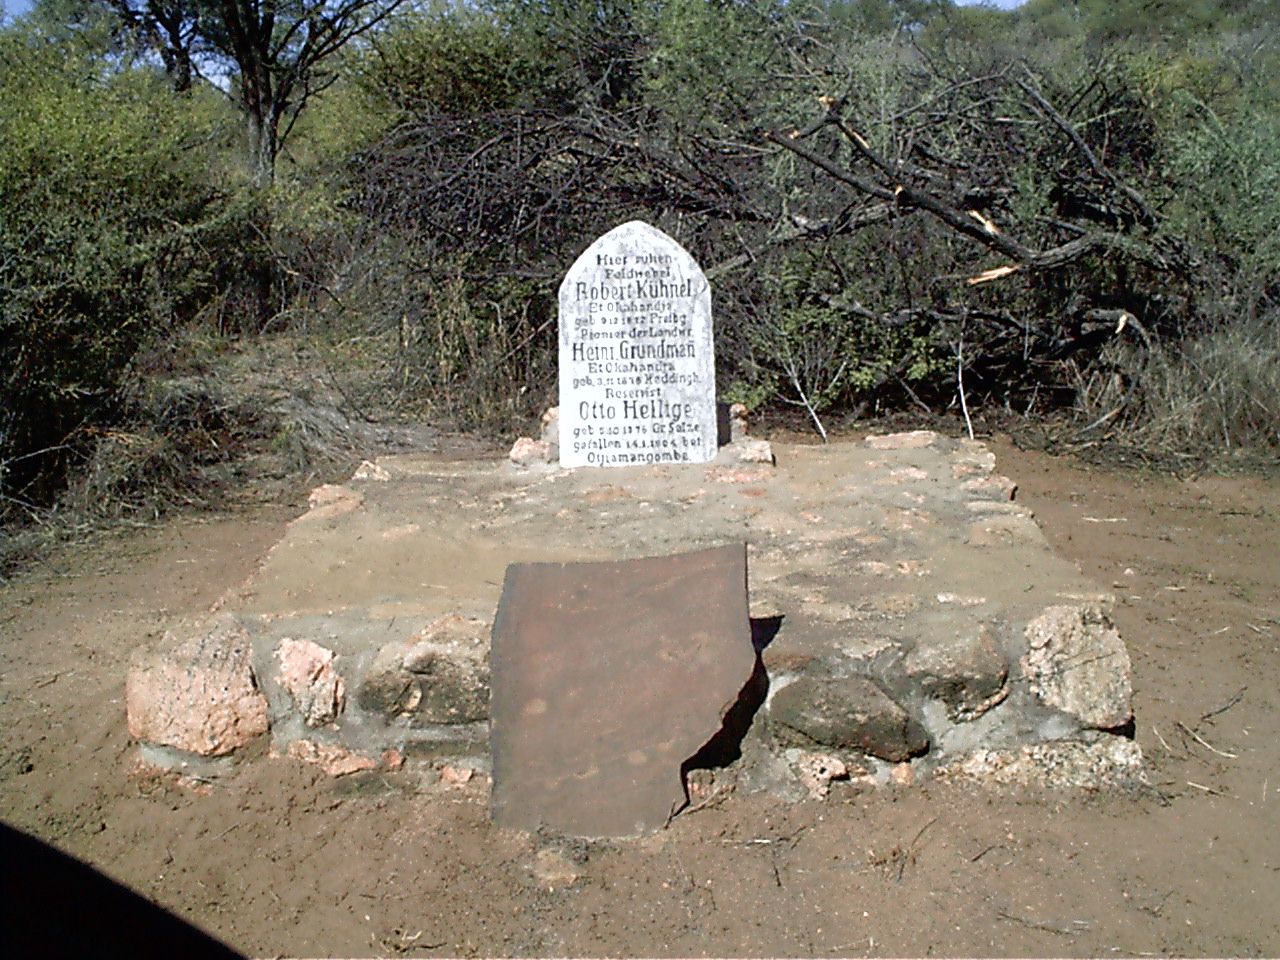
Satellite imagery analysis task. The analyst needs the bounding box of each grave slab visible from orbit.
[489,544,756,837]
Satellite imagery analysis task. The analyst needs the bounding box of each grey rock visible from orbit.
[360,615,490,724]
[940,738,1144,789]
[769,675,929,762]
[1023,604,1133,730]
[903,624,1009,721]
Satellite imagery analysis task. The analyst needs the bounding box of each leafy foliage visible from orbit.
[3,0,1279,531]
[0,23,258,513]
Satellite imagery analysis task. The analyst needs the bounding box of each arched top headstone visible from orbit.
[557,221,716,468]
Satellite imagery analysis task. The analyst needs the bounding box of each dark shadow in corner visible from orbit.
[671,616,783,818]
[1108,717,1137,740]
[750,614,783,654]
[1,821,245,959]
[680,655,770,785]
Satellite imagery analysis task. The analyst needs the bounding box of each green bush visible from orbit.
[0,25,257,514]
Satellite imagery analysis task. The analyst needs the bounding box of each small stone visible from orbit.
[770,675,929,762]
[352,460,390,482]
[903,624,1009,722]
[381,523,421,542]
[795,752,849,800]
[532,848,580,888]
[939,739,1144,789]
[509,437,552,467]
[126,615,269,757]
[934,592,987,606]
[865,430,941,450]
[967,514,1047,547]
[1023,604,1133,730]
[285,740,377,777]
[540,406,560,444]
[275,638,345,727]
[729,403,750,442]
[380,748,405,772]
[440,764,474,787]
[888,762,915,787]
[735,439,775,465]
[961,474,1016,500]
[292,484,363,524]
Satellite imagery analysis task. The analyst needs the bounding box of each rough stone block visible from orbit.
[734,439,775,465]
[1023,604,1133,730]
[291,484,363,525]
[939,738,1144,789]
[728,403,750,442]
[769,675,929,762]
[359,615,490,724]
[509,437,553,468]
[903,624,1009,721]
[126,615,269,757]
[961,474,1017,500]
[865,430,941,450]
[274,638,345,727]
[353,460,390,482]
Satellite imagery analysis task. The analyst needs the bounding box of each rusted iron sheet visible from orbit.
[490,543,754,837]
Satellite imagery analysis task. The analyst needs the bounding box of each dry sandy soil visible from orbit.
[1,432,1277,958]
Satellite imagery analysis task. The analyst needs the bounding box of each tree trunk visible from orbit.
[246,109,278,188]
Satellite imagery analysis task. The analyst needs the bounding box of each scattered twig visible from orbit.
[1176,721,1238,759]
[1152,725,1176,754]
[897,816,939,881]
[682,784,732,816]
[996,909,1082,936]
[1186,780,1229,797]
[1199,687,1246,723]
[969,842,1004,862]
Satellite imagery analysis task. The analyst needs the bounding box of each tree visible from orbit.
[103,0,201,91]
[79,0,404,183]
[204,0,406,185]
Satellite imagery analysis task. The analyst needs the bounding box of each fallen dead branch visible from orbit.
[1175,721,1238,759]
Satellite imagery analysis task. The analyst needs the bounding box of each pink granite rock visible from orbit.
[126,615,269,757]
[509,437,552,467]
[291,484,363,524]
[285,740,377,777]
[275,638,345,727]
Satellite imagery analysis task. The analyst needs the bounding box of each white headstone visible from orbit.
[558,221,716,468]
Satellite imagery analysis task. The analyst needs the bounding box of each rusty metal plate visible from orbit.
[490,543,755,837]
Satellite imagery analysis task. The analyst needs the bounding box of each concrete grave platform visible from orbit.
[127,431,1143,806]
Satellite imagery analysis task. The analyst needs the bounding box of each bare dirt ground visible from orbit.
[1,432,1277,958]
